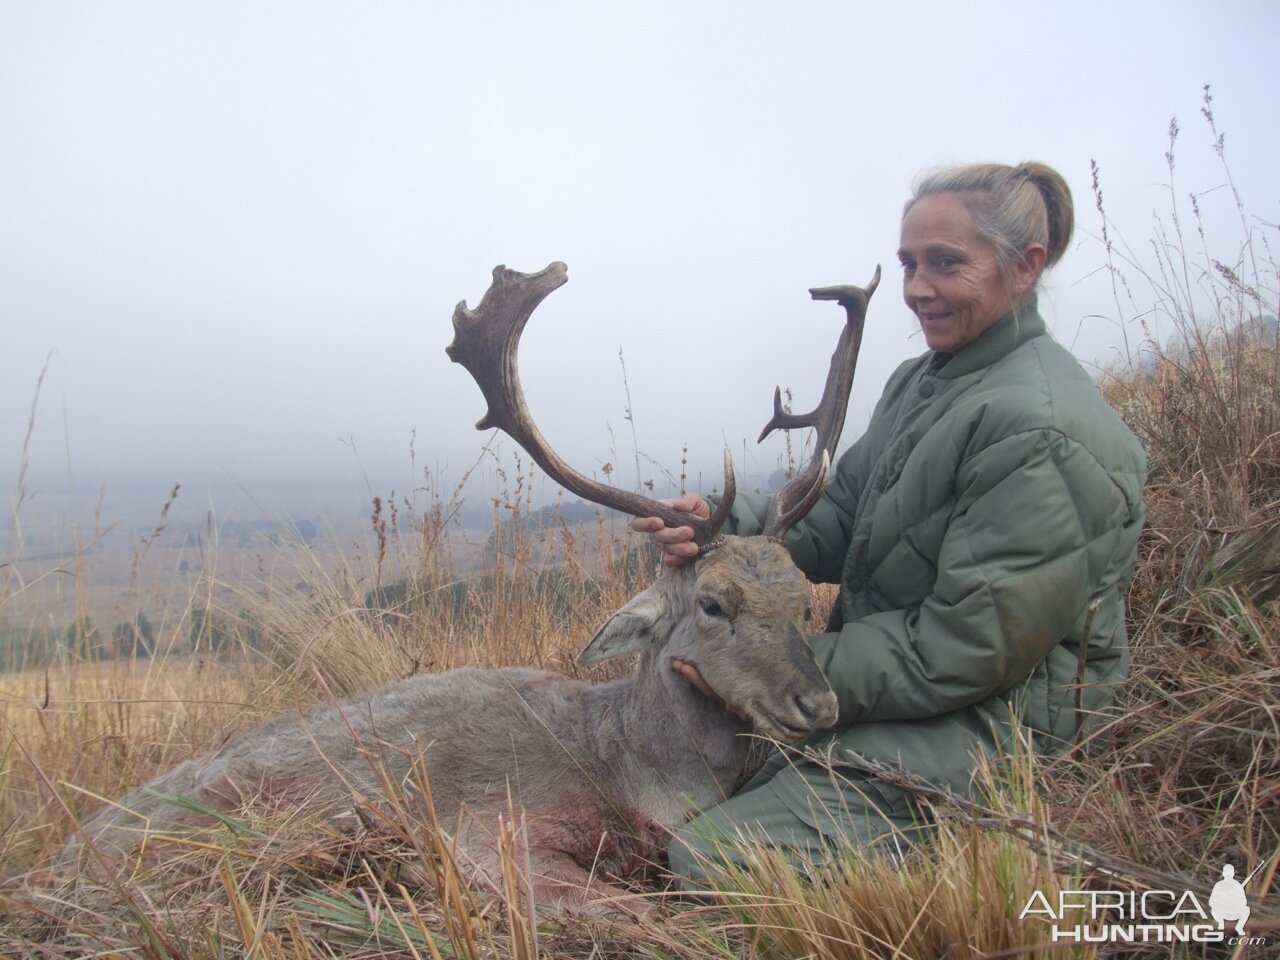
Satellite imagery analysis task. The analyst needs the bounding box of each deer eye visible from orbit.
[803,607,813,623]
[698,597,728,620]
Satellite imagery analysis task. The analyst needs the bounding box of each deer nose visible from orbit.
[793,691,828,726]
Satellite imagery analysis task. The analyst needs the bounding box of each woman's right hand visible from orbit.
[630,493,711,566]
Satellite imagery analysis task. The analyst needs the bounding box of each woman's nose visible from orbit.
[904,269,933,304]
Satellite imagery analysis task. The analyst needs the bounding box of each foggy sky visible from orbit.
[3,1,1278,515]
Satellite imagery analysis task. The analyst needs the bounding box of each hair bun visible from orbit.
[1018,162,1074,266]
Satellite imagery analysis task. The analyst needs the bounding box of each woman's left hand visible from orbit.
[671,657,750,720]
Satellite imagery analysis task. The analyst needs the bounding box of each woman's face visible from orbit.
[897,191,1031,354]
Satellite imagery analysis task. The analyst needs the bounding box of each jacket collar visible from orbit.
[933,295,1047,380]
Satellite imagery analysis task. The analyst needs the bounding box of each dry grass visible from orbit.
[1033,88,1280,954]
[642,733,1091,960]
[3,91,1279,956]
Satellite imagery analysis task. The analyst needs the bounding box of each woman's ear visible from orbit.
[1015,244,1048,298]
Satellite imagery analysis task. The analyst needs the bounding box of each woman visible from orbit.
[633,162,1147,881]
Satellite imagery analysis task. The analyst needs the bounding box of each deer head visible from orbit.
[447,262,879,742]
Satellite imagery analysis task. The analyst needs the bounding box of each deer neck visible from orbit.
[614,569,753,807]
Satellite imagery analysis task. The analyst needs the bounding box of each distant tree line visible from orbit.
[0,606,266,673]
[364,540,659,630]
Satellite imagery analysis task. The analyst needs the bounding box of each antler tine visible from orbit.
[762,266,880,539]
[447,263,736,549]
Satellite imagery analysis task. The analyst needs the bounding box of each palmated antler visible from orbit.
[759,266,881,538]
[447,262,737,549]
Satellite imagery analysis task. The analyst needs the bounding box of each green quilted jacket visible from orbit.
[724,299,1146,767]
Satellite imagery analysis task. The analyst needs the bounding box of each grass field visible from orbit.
[2,98,1277,957]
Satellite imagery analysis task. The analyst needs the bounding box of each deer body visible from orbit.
[63,542,834,913]
[68,669,739,890]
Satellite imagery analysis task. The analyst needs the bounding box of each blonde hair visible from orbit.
[904,161,1074,288]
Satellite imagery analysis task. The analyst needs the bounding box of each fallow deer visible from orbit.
[60,261,879,916]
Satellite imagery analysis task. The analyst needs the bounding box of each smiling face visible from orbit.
[898,191,1039,354]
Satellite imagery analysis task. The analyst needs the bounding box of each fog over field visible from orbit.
[3,1,1279,543]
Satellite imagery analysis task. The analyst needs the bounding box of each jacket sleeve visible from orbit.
[808,426,1134,725]
[784,357,922,582]
[784,441,868,583]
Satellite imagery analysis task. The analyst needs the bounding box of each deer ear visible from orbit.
[578,585,668,664]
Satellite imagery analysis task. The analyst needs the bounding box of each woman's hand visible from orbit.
[630,493,711,566]
[671,658,751,720]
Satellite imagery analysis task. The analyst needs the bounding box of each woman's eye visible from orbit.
[936,256,960,270]
[698,597,727,619]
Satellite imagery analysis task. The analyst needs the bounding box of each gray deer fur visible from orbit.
[60,539,837,914]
